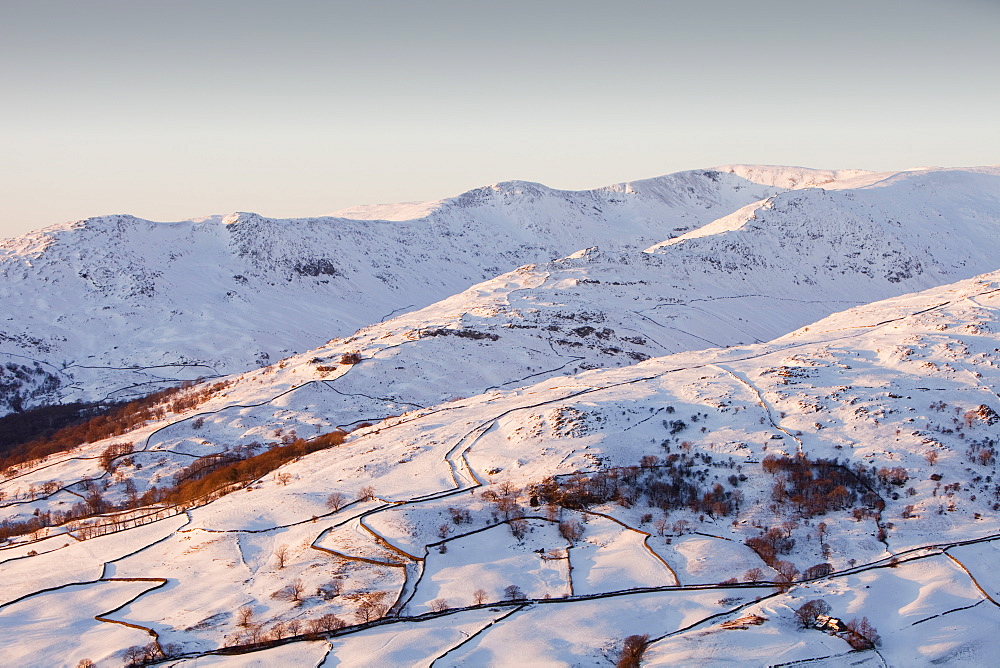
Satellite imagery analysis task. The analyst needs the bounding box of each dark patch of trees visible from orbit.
[745,527,797,568]
[794,598,831,628]
[844,616,881,649]
[1,379,231,474]
[421,328,500,341]
[762,454,879,518]
[150,430,347,507]
[532,452,740,519]
[0,401,107,452]
[0,360,61,413]
[664,419,687,435]
[0,430,347,543]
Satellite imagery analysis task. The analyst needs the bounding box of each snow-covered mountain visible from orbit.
[0,167,808,414]
[10,164,990,416]
[2,163,1000,667]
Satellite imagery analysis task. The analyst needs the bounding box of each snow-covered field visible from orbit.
[2,164,1000,666]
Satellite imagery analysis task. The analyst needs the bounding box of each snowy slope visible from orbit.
[3,263,1000,665]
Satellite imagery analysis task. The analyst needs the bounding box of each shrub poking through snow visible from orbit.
[616,634,650,668]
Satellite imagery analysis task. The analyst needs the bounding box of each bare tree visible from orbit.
[307,613,346,634]
[503,584,525,601]
[559,519,584,545]
[123,642,162,668]
[161,643,182,659]
[269,621,289,640]
[326,492,347,511]
[357,485,377,502]
[246,623,266,644]
[347,591,390,623]
[498,481,518,497]
[448,507,472,524]
[237,605,255,627]
[317,580,342,600]
[744,567,764,583]
[429,598,450,612]
[496,496,521,520]
[272,578,306,603]
[473,588,488,605]
[509,518,529,541]
[274,545,290,569]
[803,562,834,580]
[84,489,106,515]
[123,645,144,667]
[816,521,828,544]
[773,560,799,581]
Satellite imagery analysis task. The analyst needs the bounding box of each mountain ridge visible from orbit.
[0,164,888,414]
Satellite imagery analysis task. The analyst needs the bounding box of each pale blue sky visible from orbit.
[1,0,998,237]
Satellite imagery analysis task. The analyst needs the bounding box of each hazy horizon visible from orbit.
[2,0,998,238]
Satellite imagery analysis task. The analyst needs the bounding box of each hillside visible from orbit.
[2,163,1000,666]
[3,265,1000,665]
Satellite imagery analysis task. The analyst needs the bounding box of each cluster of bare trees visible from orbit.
[843,616,882,649]
[122,641,182,667]
[99,441,134,472]
[345,591,390,622]
[966,436,998,468]
[762,454,876,518]
[4,432,354,544]
[794,598,831,627]
[531,452,743,520]
[743,522,832,588]
[228,605,347,646]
